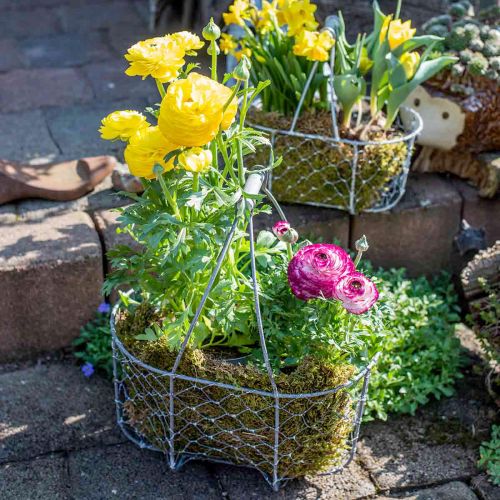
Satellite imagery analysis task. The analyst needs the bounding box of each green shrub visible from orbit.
[478,424,500,485]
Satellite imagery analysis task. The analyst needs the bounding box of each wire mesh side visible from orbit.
[112,331,376,491]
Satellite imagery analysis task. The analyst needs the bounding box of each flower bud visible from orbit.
[202,18,221,41]
[355,235,369,252]
[207,42,220,56]
[233,56,251,81]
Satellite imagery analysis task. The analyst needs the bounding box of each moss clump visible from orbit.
[116,307,357,478]
[249,109,408,213]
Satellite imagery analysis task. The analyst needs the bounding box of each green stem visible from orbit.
[286,243,293,261]
[210,40,217,81]
[156,171,181,219]
[354,251,363,268]
[155,79,166,99]
[192,172,199,193]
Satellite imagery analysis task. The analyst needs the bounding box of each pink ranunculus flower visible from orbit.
[333,272,379,315]
[272,220,298,244]
[287,243,355,300]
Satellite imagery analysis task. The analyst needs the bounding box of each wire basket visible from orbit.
[248,35,423,215]
[111,173,380,491]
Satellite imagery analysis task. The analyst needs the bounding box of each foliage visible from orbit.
[73,307,113,379]
[478,424,500,486]
[360,265,463,421]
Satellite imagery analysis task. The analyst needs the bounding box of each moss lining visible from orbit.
[116,304,357,478]
[249,109,409,212]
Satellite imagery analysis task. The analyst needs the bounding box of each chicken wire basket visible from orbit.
[111,173,380,491]
[248,34,423,215]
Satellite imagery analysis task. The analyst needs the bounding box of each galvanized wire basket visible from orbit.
[249,37,423,215]
[111,173,380,491]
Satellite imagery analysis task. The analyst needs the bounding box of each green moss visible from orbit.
[116,308,357,478]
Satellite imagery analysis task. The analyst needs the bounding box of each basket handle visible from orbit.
[289,25,340,140]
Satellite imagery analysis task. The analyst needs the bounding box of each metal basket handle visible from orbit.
[289,25,340,140]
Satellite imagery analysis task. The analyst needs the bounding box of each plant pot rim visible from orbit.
[249,105,423,147]
[110,298,380,400]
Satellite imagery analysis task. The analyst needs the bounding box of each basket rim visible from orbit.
[111,300,380,400]
[249,105,423,147]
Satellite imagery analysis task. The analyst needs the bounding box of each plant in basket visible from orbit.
[222,0,456,213]
[101,20,386,490]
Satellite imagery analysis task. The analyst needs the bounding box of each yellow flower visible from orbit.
[400,51,420,79]
[124,36,185,83]
[99,110,149,141]
[220,33,238,55]
[280,0,318,36]
[379,16,416,51]
[256,1,278,34]
[178,148,213,173]
[359,46,373,75]
[158,72,238,147]
[223,0,251,27]
[292,30,334,62]
[124,126,177,178]
[234,47,252,61]
[172,31,204,53]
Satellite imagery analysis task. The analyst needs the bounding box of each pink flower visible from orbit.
[272,220,298,243]
[333,272,379,315]
[287,243,355,300]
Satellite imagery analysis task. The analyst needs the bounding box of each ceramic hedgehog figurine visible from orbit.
[401,1,500,197]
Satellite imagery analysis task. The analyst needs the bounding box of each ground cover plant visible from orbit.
[478,424,500,485]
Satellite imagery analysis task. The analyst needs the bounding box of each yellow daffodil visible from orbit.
[220,33,238,55]
[124,36,185,83]
[379,16,416,51]
[99,110,149,141]
[172,31,204,53]
[223,0,251,27]
[124,126,177,179]
[234,47,252,61]
[292,30,334,62]
[359,46,373,75]
[178,148,213,173]
[256,1,278,34]
[400,51,420,79]
[280,0,318,36]
[158,72,238,147]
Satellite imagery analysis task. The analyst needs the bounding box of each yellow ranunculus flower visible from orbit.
[234,47,252,61]
[359,46,373,75]
[125,36,185,83]
[178,148,213,173]
[256,1,278,34]
[158,72,238,147]
[292,30,334,62]
[400,51,420,79]
[379,16,416,51]
[172,31,204,53]
[220,33,238,55]
[99,110,149,141]
[223,0,251,27]
[280,0,318,36]
[124,126,177,178]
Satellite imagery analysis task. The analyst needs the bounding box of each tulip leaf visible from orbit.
[393,35,442,58]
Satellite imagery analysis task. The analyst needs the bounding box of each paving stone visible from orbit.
[44,99,147,158]
[107,23,154,55]
[452,179,500,248]
[0,38,26,72]
[0,68,93,113]
[0,6,62,38]
[0,363,122,462]
[0,109,59,162]
[0,212,103,361]
[379,481,479,499]
[255,203,350,248]
[68,443,220,499]
[471,474,500,500]
[351,174,462,276]
[82,60,156,102]
[93,207,137,256]
[21,32,112,68]
[215,460,376,499]
[58,1,144,33]
[0,455,68,500]
[0,204,18,225]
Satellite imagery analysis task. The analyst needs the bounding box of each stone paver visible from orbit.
[0,363,122,463]
[0,211,103,361]
[215,460,376,499]
[0,455,68,500]
[20,32,112,68]
[379,481,478,499]
[0,7,62,38]
[471,474,500,500]
[351,174,462,276]
[69,443,220,500]
[0,109,59,163]
[0,68,93,113]
[0,38,26,72]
